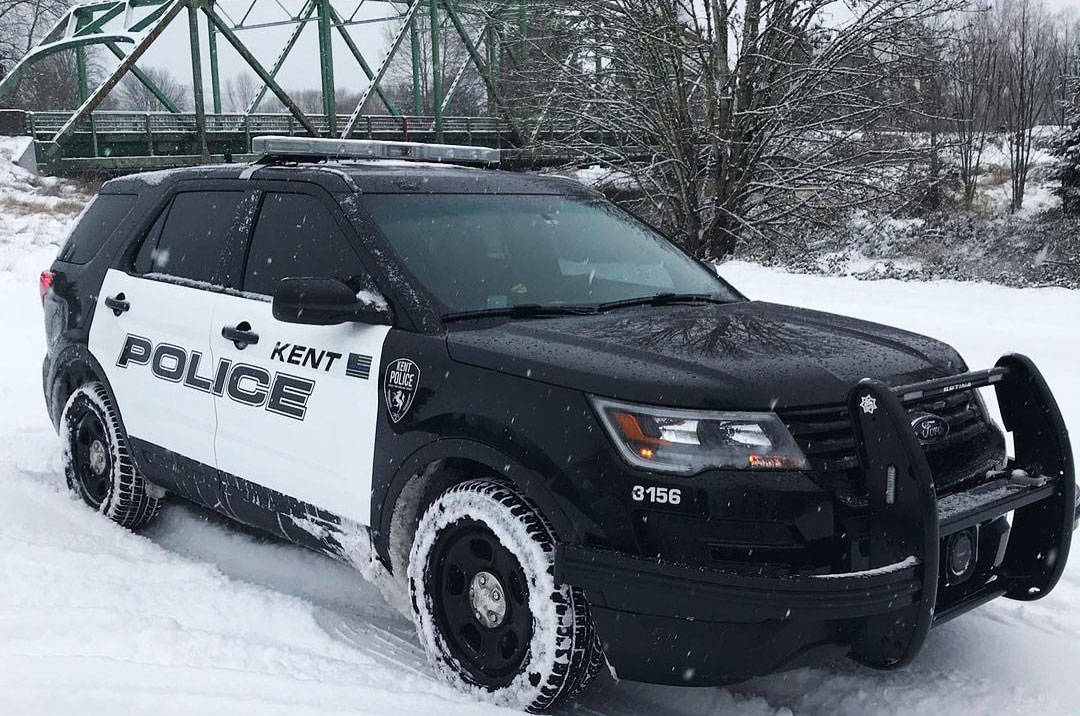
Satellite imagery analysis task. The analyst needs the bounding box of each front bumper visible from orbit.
[557,353,1075,685]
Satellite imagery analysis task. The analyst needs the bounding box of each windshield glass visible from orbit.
[360,194,739,315]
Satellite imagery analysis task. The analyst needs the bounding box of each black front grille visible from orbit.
[781,390,1006,498]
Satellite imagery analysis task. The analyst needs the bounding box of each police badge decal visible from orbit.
[384,358,420,423]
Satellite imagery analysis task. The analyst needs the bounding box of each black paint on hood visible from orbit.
[446,301,966,410]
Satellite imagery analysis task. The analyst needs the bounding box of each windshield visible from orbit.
[360,194,739,316]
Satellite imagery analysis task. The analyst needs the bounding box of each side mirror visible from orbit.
[272,277,392,326]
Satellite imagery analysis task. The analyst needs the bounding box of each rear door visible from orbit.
[211,188,391,525]
[89,187,256,479]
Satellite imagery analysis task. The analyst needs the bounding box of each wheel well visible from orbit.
[49,356,105,429]
[385,457,507,580]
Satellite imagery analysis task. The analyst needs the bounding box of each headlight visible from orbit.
[591,397,809,474]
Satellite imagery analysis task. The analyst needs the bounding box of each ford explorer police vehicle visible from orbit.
[41,136,1077,712]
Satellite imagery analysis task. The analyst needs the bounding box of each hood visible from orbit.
[446,301,966,410]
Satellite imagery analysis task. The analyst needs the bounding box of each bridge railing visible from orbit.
[23,111,510,140]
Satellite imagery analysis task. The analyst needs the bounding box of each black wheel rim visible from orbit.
[430,519,533,686]
[72,409,111,507]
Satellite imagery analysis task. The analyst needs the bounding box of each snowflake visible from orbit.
[859,394,878,415]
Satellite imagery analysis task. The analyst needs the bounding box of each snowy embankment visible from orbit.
[1,152,1079,714]
[0,138,94,272]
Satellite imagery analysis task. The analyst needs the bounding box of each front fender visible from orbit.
[373,437,580,567]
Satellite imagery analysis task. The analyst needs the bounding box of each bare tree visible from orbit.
[224,71,260,113]
[0,0,84,109]
[379,8,491,117]
[4,51,81,110]
[1051,13,1080,128]
[997,0,1056,212]
[114,66,191,111]
[511,0,964,259]
[944,10,1000,206]
[0,0,70,70]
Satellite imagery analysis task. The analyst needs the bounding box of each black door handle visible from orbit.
[104,294,129,316]
[222,322,259,350]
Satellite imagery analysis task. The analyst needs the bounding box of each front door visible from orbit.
[211,190,390,525]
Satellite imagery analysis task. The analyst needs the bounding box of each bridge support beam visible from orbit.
[411,20,423,114]
[486,25,496,118]
[187,1,210,161]
[430,0,443,141]
[518,0,528,61]
[75,45,99,157]
[317,0,336,133]
[207,7,222,115]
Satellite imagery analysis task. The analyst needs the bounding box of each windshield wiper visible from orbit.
[595,293,733,312]
[442,294,732,322]
[442,303,598,323]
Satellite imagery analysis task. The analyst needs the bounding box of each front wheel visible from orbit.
[60,382,163,530]
[408,480,602,712]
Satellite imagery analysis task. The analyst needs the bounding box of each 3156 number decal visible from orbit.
[631,485,682,505]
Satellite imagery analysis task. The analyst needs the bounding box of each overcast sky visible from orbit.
[125,0,1080,113]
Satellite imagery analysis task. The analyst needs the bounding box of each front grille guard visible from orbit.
[847,353,1074,669]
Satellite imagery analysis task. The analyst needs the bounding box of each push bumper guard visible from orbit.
[557,353,1074,682]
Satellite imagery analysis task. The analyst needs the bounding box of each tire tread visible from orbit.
[411,479,602,712]
[62,382,163,530]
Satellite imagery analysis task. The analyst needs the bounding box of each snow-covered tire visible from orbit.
[408,479,602,713]
[60,382,163,530]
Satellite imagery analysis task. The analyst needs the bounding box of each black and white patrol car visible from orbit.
[41,136,1077,712]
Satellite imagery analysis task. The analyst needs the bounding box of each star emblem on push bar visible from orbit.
[859,394,878,415]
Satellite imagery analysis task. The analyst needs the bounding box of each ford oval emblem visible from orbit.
[911,414,950,444]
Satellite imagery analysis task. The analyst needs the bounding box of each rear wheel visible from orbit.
[60,382,163,530]
[408,479,602,712]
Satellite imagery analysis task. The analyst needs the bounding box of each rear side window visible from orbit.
[242,192,371,296]
[133,191,246,284]
[58,194,137,264]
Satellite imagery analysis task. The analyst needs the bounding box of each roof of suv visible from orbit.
[102,161,598,197]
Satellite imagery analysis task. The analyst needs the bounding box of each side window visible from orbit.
[133,191,246,284]
[58,193,137,264]
[243,192,372,296]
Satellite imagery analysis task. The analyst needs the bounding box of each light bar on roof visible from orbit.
[251,136,500,165]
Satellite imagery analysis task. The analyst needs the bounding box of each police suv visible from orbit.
[42,136,1077,712]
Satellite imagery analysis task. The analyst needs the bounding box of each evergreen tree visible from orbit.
[1052,106,1080,214]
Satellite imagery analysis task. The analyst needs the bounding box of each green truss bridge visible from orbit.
[3,109,517,173]
[0,0,596,175]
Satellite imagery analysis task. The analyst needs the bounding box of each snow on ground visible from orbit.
[1,180,1079,715]
[0,137,94,272]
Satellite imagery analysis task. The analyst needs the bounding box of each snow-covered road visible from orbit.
[2,240,1079,714]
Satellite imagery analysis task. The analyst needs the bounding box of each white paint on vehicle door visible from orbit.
[87,269,219,466]
[210,292,389,525]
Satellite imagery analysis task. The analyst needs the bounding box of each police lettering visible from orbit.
[270,341,342,372]
[116,334,314,420]
[388,365,416,389]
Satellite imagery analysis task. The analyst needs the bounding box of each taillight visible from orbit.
[39,270,54,304]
